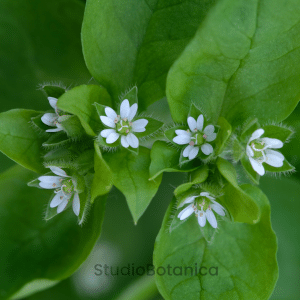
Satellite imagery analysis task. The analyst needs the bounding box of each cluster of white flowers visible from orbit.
[246,128,285,176]
[38,166,80,216]
[100,99,148,149]
[178,192,226,228]
[41,97,65,132]
[173,114,217,160]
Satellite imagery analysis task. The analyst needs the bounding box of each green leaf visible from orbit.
[0,0,90,113]
[262,125,293,142]
[263,159,295,173]
[91,142,113,203]
[59,115,86,138]
[154,189,278,300]
[0,165,106,300]
[0,109,46,173]
[167,0,300,127]
[241,155,260,184]
[174,165,209,197]
[240,118,260,142]
[216,157,260,223]
[149,141,199,180]
[57,85,112,136]
[103,147,162,223]
[82,0,217,109]
[40,85,66,99]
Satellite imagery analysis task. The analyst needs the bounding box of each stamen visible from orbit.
[200,212,203,217]
[52,183,57,187]
[189,141,195,146]
[203,134,207,139]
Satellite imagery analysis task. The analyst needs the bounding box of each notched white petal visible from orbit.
[265,150,284,167]
[106,132,120,144]
[198,211,206,227]
[72,193,80,216]
[100,116,116,128]
[132,119,148,132]
[206,209,217,228]
[41,113,57,126]
[50,191,65,208]
[49,166,68,177]
[183,145,193,157]
[261,137,283,149]
[188,146,199,160]
[201,143,213,155]
[128,103,138,121]
[249,128,264,142]
[57,198,69,214]
[126,133,139,148]
[101,129,116,138]
[178,196,196,208]
[175,129,191,137]
[246,145,254,157]
[206,132,217,142]
[120,99,130,119]
[105,107,117,120]
[48,97,58,110]
[187,117,197,131]
[178,204,194,220]
[196,114,204,131]
[173,135,191,145]
[203,125,215,135]
[249,157,265,176]
[121,135,129,148]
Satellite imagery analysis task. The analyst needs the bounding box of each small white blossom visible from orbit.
[41,97,64,132]
[173,114,216,160]
[178,192,226,228]
[38,166,80,216]
[100,99,148,148]
[246,128,285,176]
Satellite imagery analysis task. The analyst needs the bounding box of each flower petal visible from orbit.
[121,135,129,148]
[173,135,191,145]
[206,132,217,142]
[120,99,130,119]
[106,132,120,144]
[46,127,62,132]
[132,119,148,132]
[101,129,116,138]
[72,193,80,216]
[38,176,62,189]
[249,128,264,142]
[200,192,215,200]
[126,133,139,148]
[249,157,265,176]
[187,117,197,131]
[105,107,117,120]
[196,114,204,131]
[183,145,193,157]
[100,116,116,128]
[265,149,284,167]
[261,137,283,149]
[178,196,196,208]
[211,203,225,217]
[49,166,68,177]
[57,198,69,214]
[178,204,194,220]
[197,210,206,227]
[201,143,213,155]
[41,113,57,126]
[246,145,254,157]
[50,191,65,208]
[128,103,138,121]
[175,129,191,137]
[189,146,199,160]
[206,209,217,228]
[203,125,215,136]
[48,97,58,110]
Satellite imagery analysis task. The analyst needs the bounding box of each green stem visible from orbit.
[114,275,159,300]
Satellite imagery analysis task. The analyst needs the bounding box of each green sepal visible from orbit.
[174,165,209,197]
[232,136,245,162]
[240,118,260,142]
[216,157,261,224]
[241,156,260,184]
[262,124,294,142]
[91,142,113,203]
[188,103,204,120]
[43,147,77,164]
[214,116,232,156]
[134,117,164,139]
[149,141,199,180]
[42,131,72,149]
[59,115,86,138]
[40,85,66,98]
[72,149,95,175]
[121,86,138,106]
[31,114,51,134]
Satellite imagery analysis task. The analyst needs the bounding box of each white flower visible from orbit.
[246,128,285,176]
[38,166,80,216]
[173,114,216,160]
[41,97,64,132]
[177,192,226,228]
[100,99,148,148]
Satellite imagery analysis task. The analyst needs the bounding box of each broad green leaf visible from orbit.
[0,165,106,300]
[216,157,260,223]
[91,142,113,203]
[262,125,293,143]
[0,0,90,113]
[57,85,112,136]
[103,147,162,223]
[214,117,232,156]
[82,0,217,109]
[241,156,260,184]
[167,0,300,127]
[149,141,199,180]
[41,85,66,99]
[174,165,209,196]
[154,188,278,300]
[0,109,46,173]
[59,115,86,138]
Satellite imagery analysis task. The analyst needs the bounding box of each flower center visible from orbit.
[61,179,74,195]
[250,141,265,161]
[116,118,132,135]
[191,131,207,146]
[194,196,211,211]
